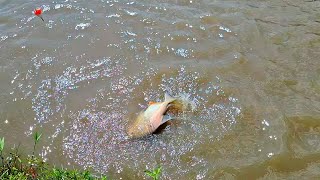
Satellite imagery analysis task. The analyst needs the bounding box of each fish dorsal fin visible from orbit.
[161,114,174,125]
[164,92,176,103]
[148,101,156,106]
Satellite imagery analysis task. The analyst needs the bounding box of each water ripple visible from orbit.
[62,66,241,178]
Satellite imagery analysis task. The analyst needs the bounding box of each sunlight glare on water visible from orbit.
[63,66,241,178]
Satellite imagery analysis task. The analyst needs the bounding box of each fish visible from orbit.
[127,93,184,138]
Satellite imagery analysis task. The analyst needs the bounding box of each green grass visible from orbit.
[144,166,162,180]
[0,132,108,180]
[0,132,163,179]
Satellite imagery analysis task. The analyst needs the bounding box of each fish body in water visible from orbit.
[127,93,188,138]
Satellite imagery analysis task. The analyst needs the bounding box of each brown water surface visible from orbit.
[0,0,320,179]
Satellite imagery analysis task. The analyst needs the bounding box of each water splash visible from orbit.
[63,66,241,178]
[75,23,91,30]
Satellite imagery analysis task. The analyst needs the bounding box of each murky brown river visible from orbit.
[1,0,320,179]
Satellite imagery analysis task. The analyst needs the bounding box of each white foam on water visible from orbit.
[75,23,91,30]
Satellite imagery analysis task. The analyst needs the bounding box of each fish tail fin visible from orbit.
[166,93,196,112]
[164,92,176,103]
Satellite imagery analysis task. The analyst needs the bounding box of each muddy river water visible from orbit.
[1,0,320,179]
